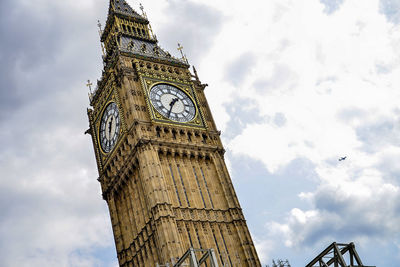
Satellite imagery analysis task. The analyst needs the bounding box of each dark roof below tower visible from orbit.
[120,36,188,66]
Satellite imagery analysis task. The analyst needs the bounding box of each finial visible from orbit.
[177,43,184,56]
[86,80,93,94]
[139,3,147,18]
[177,43,189,64]
[97,20,106,57]
[87,80,94,102]
[97,20,103,36]
[193,66,199,81]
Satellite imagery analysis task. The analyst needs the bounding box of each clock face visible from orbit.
[99,102,120,153]
[149,84,196,123]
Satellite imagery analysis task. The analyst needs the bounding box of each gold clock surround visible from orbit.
[142,79,204,128]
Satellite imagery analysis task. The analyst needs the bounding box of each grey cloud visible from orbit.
[273,112,287,127]
[316,76,338,86]
[222,97,287,141]
[0,0,116,265]
[228,155,318,235]
[319,0,345,15]
[380,0,400,24]
[225,52,257,86]
[336,107,367,124]
[223,96,266,139]
[0,157,115,266]
[0,0,104,124]
[378,153,400,186]
[375,62,393,74]
[356,116,400,153]
[156,0,223,66]
[276,180,400,248]
[253,63,297,95]
[269,108,400,251]
[313,184,400,237]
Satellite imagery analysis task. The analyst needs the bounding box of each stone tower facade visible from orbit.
[87,1,261,266]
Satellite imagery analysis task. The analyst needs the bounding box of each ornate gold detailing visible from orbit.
[89,2,261,266]
[141,77,206,128]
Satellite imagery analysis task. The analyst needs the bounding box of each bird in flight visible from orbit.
[339,156,347,161]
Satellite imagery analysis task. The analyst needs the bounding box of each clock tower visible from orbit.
[87,1,261,266]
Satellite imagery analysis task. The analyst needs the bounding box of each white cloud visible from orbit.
[2,0,400,266]
[191,0,400,262]
[269,175,400,248]
[253,236,275,263]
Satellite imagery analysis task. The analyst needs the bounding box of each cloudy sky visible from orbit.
[1,0,399,266]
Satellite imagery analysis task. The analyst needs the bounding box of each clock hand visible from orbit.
[108,117,113,139]
[167,98,179,118]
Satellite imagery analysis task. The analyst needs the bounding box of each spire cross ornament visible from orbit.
[177,43,188,63]
[177,43,184,58]
[86,80,93,94]
[97,20,103,36]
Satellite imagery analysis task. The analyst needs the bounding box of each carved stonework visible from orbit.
[87,1,261,266]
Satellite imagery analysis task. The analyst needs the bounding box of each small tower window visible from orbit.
[202,134,208,144]
[122,24,127,31]
[141,29,146,36]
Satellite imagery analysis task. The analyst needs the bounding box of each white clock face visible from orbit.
[99,102,120,153]
[149,84,196,123]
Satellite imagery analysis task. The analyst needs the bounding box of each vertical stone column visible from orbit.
[212,152,241,207]
[137,143,184,264]
[107,194,127,265]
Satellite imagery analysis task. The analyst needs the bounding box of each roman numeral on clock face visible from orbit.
[149,84,196,123]
[99,102,121,153]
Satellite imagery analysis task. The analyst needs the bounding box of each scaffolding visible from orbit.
[266,259,291,267]
[305,242,376,267]
[157,248,219,267]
